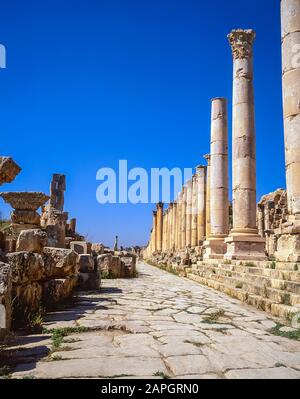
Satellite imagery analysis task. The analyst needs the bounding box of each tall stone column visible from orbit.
[169,204,174,251]
[162,211,166,252]
[172,202,177,251]
[225,29,266,260]
[176,194,182,250]
[204,98,229,259]
[204,155,211,239]
[181,187,187,248]
[191,174,198,247]
[276,0,300,262]
[165,209,169,251]
[196,165,206,245]
[156,202,164,252]
[152,210,157,254]
[185,180,193,247]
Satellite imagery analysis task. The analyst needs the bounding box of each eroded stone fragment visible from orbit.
[43,247,78,278]
[16,229,48,253]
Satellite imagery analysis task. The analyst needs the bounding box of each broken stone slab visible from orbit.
[16,229,47,253]
[43,247,78,278]
[78,254,95,273]
[42,276,77,306]
[0,156,21,186]
[0,262,12,340]
[6,252,45,284]
[11,210,41,225]
[13,281,43,311]
[91,243,104,255]
[96,253,112,274]
[70,241,92,255]
[77,272,101,291]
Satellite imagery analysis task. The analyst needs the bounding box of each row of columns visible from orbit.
[146,0,300,262]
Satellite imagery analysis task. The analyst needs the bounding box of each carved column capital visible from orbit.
[228,29,256,60]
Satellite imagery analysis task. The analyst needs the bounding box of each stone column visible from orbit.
[204,98,229,259]
[162,211,166,252]
[185,180,193,247]
[181,187,187,248]
[156,203,164,252]
[152,211,157,253]
[191,175,198,247]
[176,194,182,250]
[275,0,300,262]
[172,202,177,251]
[225,29,266,260]
[169,202,174,251]
[196,166,206,245]
[204,154,211,238]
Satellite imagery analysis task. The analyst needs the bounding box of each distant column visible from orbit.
[191,174,198,247]
[152,211,157,253]
[156,202,164,252]
[196,165,206,245]
[172,202,177,251]
[185,180,193,247]
[204,154,211,238]
[181,187,187,248]
[176,193,182,250]
[204,98,229,259]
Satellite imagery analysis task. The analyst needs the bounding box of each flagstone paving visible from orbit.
[4,261,300,379]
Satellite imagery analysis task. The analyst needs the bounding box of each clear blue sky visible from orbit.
[0,0,284,247]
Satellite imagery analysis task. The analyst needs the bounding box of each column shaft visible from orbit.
[191,175,198,247]
[196,166,206,245]
[185,180,193,247]
[204,98,229,259]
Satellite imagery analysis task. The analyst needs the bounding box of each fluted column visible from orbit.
[204,154,211,239]
[191,174,198,247]
[156,202,164,252]
[181,187,187,248]
[185,180,193,247]
[225,29,266,260]
[204,98,229,259]
[196,165,206,245]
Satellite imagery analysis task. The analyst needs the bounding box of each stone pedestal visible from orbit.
[204,98,229,259]
[224,29,266,261]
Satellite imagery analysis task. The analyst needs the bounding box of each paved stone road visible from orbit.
[7,262,300,379]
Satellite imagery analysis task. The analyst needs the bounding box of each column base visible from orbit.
[203,237,227,260]
[224,233,267,261]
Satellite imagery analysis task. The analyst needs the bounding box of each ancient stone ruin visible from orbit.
[144,1,300,321]
[0,167,137,340]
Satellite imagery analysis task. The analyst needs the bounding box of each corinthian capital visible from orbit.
[228,29,256,60]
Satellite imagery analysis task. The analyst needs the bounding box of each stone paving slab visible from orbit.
[4,261,300,379]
